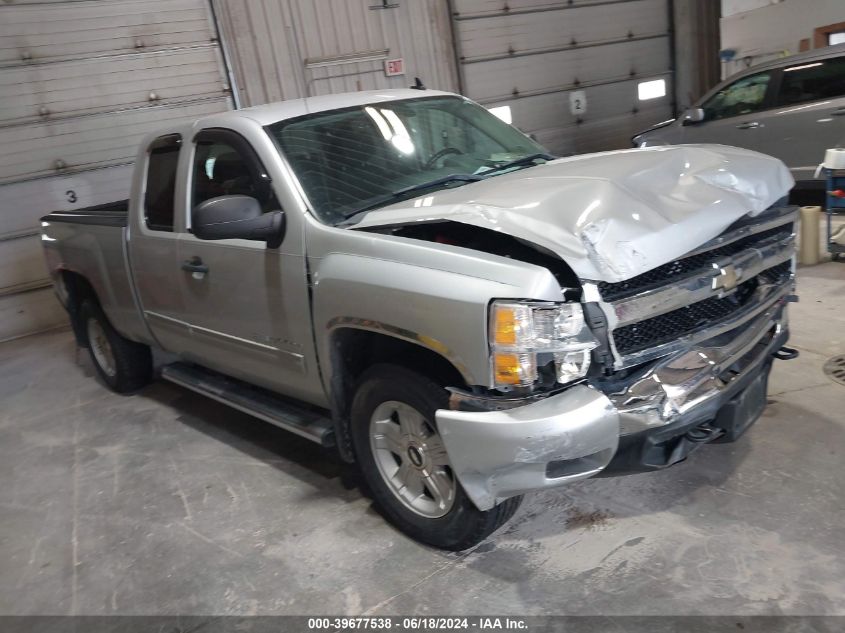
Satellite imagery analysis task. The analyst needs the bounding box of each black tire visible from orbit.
[79,300,152,393]
[350,364,522,550]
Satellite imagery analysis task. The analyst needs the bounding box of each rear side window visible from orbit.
[144,134,181,232]
[702,72,772,121]
[776,57,845,107]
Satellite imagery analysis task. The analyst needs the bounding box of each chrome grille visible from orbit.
[598,206,797,369]
[597,224,792,301]
[613,279,759,355]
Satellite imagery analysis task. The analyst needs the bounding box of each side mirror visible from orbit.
[682,108,705,126]
[191,195,286,248]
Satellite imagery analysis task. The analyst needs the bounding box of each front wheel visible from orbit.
[350,364,522,550]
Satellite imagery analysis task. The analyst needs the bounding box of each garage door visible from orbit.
[213,0,459,106]
[450,0,674,156]
[0,0,234,341]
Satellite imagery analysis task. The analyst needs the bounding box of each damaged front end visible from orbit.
[439,204,798,510]
[436,384,619,511]
[353,145,798,511]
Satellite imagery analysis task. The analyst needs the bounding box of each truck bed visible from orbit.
[40,199,148,343]
[41,200,129,227]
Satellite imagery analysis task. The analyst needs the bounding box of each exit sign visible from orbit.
[384,58,405,76]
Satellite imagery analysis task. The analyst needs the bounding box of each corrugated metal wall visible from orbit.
[212,0,459,105]
[218,0,675,156]
[0,0,233,341]
[450,0,675,155]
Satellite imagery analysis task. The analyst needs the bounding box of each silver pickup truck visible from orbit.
[41,88,798,550]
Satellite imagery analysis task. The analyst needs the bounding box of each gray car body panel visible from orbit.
[307,221,564,388]
[351,144,793,283]
[634,44,845,185]
[41,219,149,343]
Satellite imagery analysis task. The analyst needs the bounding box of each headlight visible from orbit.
[489,300,598,389]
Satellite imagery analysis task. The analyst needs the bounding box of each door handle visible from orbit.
[735,121,761,129]
[181,257,209,274]
[831,108,845,116]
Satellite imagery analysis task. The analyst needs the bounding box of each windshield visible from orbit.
[266,96,549,225]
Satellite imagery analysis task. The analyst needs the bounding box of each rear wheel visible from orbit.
[350,364,522,550]
[80,300,152,393]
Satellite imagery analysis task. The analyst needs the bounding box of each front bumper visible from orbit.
[604,356,774,475]
[436,302,790,511]
[436,385,620,511]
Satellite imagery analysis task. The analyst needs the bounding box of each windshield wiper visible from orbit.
[338,158,552,226]
[339,174,483,224]
[483,152,555,176]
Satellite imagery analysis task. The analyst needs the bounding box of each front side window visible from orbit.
[266,96,547,225]
[776,57,845,107]
[191,130,278,213]
[702,72,772,121]
[144,134,181,231]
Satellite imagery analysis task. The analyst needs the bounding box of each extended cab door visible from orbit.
[175,128,321,402]
[127,133,189,353]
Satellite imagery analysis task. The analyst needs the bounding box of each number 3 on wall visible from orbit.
[66,190,77,203]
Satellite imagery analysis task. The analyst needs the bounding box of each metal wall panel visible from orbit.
[490,77,673,154]
[464,38,671,102]
[0,165,134,237]
[0,97,230,184]
[0,0,217,65]
[0,46,226,125]
[451,0,621,18]
[457,2,669,61]
[451,0,675,155]
[0,234,46,294]
[0,288,66,342]
[214,0,459,106]
[0,0,233,340]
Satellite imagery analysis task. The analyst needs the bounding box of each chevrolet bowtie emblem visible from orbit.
[712,263,739,292]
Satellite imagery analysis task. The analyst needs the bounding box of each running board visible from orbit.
[161,362,335,447]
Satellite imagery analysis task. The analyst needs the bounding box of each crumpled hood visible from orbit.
[352,144,794,283]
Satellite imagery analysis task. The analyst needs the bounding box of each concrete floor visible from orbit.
[1,263,843,616]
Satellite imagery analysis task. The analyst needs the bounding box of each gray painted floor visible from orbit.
[1,263,843,616]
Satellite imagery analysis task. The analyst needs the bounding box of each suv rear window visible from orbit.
[776,57,845,106]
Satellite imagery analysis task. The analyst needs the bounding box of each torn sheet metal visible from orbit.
[351,144,794,283]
